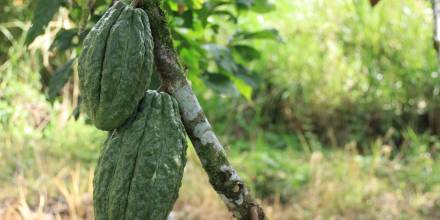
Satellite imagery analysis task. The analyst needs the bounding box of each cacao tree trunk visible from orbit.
[142,1,267,219]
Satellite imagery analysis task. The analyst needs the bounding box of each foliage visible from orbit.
[190,0,440,149]
[21,0,279,106]
[24,0,62,45]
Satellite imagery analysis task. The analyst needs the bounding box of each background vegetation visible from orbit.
[1,0,439,219]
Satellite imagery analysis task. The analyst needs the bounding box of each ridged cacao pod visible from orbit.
[93,90,187,220]
[78,1,154,131]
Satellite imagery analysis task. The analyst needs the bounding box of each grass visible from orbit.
[0,104,439,219]
[1,147,439,220]
[1,56,439,220]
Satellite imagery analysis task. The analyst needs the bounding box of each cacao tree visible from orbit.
[25,0,275,219]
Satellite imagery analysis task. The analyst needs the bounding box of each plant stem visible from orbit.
[130,0,142,8]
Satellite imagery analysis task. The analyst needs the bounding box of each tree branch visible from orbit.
[142,1,266,219]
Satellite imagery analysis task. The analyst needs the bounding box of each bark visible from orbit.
[142,1,267,219]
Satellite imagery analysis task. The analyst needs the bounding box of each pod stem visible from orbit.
[130,0,142,8]
[142,1,267,220]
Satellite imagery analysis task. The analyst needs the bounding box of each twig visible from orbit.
[130,0,142,8]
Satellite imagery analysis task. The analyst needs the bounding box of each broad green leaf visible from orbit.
[231,75,253,101]
[234,28,283,42]
[192,0,205,9]
[167,1,179,11]
[50,28,78,52]
[203,1,231,10]
[196,1,234,26]
[236,0,274,12]
[232,44,260,61]
[252,0,275,13]
[47,59,76,102]
[176,0,205,9]
[25,0,62,45]
[236,0,253,9]
[173,30,204,52]
[235,64,260,89]
[202,72,238,95]
[211,10,237,23]
[203,44,238,74]
[181,10,194,28]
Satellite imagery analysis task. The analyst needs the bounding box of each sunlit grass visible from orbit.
[0,82,438,219]
[1,141,439,220]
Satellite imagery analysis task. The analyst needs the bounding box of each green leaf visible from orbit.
[211,10,237,23]
[236,0,254,9]
[232,44,260,61]
[191,0,204,9]
[235,64,260,89]
[25,0,62,45]
[252,0,275,13]
[50,28,79,52]
[203,44,238,74]
[236,0,275,13]
[196,1,233,26]
[202,72,238,96]
[181,10,194,28]
[231,75,253,101]
[234,29,283,42]
[47,59,76,102]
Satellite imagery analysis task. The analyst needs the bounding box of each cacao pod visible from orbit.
[78,1,154,131]
[93,90,187,220]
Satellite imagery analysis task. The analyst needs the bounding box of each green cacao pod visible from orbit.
[78,1,154,131]
[93,90,187,220]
